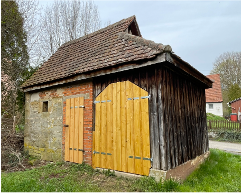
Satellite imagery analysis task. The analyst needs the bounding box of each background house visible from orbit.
[22,16,212,180]
[205,74,223,117]
[228,97,241,121]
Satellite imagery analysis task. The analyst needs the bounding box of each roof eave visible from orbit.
[168,53,213,89]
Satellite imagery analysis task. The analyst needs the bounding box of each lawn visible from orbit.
[1,149,241,192]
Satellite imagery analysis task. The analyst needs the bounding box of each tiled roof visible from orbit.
[22,15,172,88]
[205,74,223,102]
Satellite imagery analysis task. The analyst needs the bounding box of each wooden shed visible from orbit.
[22,16,212,180]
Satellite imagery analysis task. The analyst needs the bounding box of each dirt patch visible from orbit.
[79,173,135,192]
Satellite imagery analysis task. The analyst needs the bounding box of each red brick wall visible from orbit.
[62,82,93,165]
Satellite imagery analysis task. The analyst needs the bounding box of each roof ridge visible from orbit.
[117,32,172,52]
[60,15,136,49]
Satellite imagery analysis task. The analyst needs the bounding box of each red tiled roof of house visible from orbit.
[205,74,223,102]
[21,15,172,88]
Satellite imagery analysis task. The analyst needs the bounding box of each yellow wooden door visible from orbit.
[93,81,151,176]
[65,97,84,164]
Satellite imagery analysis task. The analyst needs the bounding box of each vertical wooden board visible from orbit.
[74,97,79,163]
[101,89,107,169]
[65,99,70,161]
[79,97,84,164]
[133,84,141,175]
[157,68,165,170]
[70,98,75,162]
[95,95,101,168]
[148,68,160,170]
[175,76,183,165]
[121,81,127,172]
[126,81,135,174]
[107,85,113,170]
[112,82,117,171]
[116,82,121,171]
[165,69,171,168]
[168,71,175,168]
[141,88,151,176]
[161,68,168,170]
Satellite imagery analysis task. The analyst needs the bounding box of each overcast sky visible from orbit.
[40,0,241,75]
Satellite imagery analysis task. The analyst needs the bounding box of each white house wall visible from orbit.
[206,102,223,117]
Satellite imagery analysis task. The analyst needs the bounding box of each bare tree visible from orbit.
[17,0,44,67]
[211,51,241,116]
[40,0,101,59]
[211,51,241,90]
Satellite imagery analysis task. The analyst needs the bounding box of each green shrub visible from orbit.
[215,131,241,142]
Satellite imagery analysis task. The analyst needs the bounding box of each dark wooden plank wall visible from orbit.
[93,63,209,171]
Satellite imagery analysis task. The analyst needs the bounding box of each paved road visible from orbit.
[209,140,241,156]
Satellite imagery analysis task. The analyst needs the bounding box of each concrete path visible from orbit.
[209,140,241,156]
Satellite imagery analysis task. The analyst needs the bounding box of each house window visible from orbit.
[43,101,48,112]
[209,104,213,110]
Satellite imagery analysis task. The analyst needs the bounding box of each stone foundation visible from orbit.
[149,151,210,182]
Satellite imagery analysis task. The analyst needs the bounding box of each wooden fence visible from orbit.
[207,120,241,132]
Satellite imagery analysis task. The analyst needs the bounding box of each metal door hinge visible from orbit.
[141,95,150,99]
[78,149,84,152]
[143,157,153,162]
[93,150,99,154]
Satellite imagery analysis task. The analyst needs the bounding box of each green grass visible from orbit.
[1,149,241,192]
[207,113,226,121]
[177,149,241,192]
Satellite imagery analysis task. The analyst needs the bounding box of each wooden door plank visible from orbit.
[112,82,118,171]
[134,84,142,175]
[107,85,113,170]
[101,89,107,169]
[121,81,127,172]
[127,81,135,174]
[116,82,121,171]
[70,98,75,162]
[79,97,84,164]
[74,97,79,163]
[65,99,70,161]
[141,89,151,176]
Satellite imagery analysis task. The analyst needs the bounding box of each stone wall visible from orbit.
[24,80,93,164]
